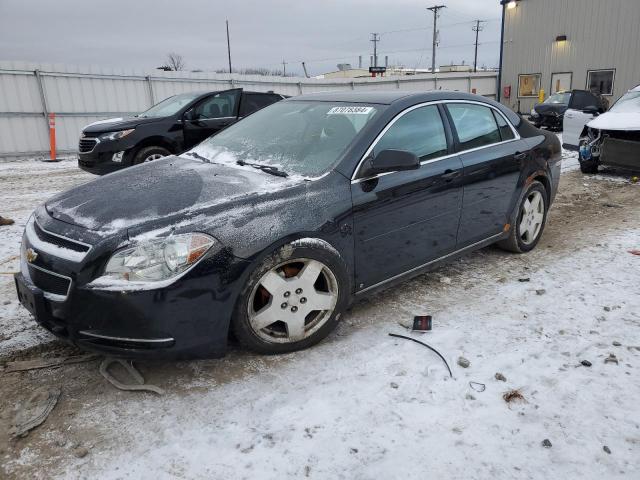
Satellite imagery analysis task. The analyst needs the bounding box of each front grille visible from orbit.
[79,137,98,153]
[29,265,71,296]
[34,221,90,253]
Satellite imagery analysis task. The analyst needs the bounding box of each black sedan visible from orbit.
[77,88,285,175]
[15,91,561,359]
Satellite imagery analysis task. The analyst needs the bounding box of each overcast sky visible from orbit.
[0,0,503,76]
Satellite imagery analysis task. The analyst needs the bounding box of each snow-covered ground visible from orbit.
[1,148,639,480]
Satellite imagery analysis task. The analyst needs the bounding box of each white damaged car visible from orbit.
[564,84,640,173]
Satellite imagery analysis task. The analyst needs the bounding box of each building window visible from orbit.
[550,72,572,94]
[587,69,615,96]
[518,73,541,98]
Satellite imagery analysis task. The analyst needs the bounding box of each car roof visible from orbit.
[288,90,498,105]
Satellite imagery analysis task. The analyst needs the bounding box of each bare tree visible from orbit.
[162,52,185,71]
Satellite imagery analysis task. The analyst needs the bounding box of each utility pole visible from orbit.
[301,61,309,78]
[282,60,287,77]
[226,20,232,74]
[370,33,380,67]
[472,20,485,73]
[427,5,446,74]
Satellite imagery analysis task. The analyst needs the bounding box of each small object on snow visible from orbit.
[74,446,89,458]
[604,353,618,365]
[628,249,640,256]
[541,439,552,448]
[388,333,452,378]
[4,354,99,373]
[535,289,546,295]
[495,372,507,382]
[3,299,10,305]
[439,276,452,284]
[457,356,470,368]
[503,389,526,404]
[11,387,60,438]
[580,360,592,367]
[99,358,164,395]
[603,306,611,312]
[631,176,638,184]
[518,278,530,283]
[603,445,611,454]
[602,202,623,208]
[412,315,432,332]
[0,216,15,226]
[497,277,507,284]
[390,382,399,389]
[469,381,486,392]
[612,341,622,347]
[465,393,476,400]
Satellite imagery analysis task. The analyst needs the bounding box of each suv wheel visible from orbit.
[133,146,171,165]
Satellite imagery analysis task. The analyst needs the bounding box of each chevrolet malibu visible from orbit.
[15,91,561,359]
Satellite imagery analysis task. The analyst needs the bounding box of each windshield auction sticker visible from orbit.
[327,106,374,115]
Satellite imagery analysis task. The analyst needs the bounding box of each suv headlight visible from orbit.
[100,233,219,283]
[100,129,135,141]
[530,109,539,117]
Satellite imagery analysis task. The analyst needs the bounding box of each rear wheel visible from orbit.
[497,180,548,253]
[132,146,170,165]
[232,240,349,354]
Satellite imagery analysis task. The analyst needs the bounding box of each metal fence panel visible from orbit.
[0,61,497,159]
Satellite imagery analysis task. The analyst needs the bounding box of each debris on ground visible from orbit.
[503,389,526,404]
[612,341,622,347]
[495,372,507,382]
[518,278,530,283]
[439,276,452,284]
[388,333,453,378]
[469,382,486,392]
[0,216,15,226]
[3,354,99,373]
[99,358,165,395]
[74,446,90,458]
[457,356,470,368]
[603,445,612,454]
[412,315,432,332]
[390,382,399,389]
[628,249,640,256]
[581,360,592,367]
[535,289,546,295]
[604,353,619,365]
[542,439,552,448]
[11,387,61,438]
[465,393,476,400]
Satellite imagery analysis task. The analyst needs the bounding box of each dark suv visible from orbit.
[77,88,285,174]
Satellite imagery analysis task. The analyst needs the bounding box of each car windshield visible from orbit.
[139,92,202,118]
[191,101,381,177]
[544,92,571,104]
[610,90,640,113]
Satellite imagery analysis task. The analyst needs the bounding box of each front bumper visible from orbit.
[78,148,135,175]
[532,114,563,129]
[600,137,640,171]
[16,216,252,360]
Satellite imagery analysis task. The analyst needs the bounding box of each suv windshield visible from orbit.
[610,90,640,113]
[139,92,202,118]
[191,101,381,177]
[544,92,571,104]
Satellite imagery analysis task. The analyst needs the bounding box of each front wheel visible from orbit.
[497,180,548,253]
[232,239,349,354]
[132,146,171,165]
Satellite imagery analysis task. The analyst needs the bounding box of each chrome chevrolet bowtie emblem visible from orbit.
[26,248,38,263]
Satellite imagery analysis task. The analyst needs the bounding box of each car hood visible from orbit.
[45,156,303,236]
[534,104,567,115]
[587,111,640,131]
[82,116,163,134]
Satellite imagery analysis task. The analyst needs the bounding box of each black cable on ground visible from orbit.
[388,333,453,378]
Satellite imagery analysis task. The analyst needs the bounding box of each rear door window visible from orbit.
[447,103,502,150]
[374,105,448,161]
[492,110,515,141]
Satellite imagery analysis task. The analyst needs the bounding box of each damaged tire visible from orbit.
[232,239,350,355]
[497,180,548,253]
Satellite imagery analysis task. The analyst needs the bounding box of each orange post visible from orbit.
[48,113,56,161]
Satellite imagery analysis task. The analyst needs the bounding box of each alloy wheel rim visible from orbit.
[519,190,545,245]
[144,153,164,162]
[248,258,339,344]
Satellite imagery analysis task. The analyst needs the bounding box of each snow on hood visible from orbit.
[45,156,304,236]
[587,112,640,131]
[85,117,124,127]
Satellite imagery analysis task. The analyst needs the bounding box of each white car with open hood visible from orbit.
[564,84,640,173]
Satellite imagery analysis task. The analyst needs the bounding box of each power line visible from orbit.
[472,20,486,72]
[427,5,446,73]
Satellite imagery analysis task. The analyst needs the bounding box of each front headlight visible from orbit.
[530,109,539,117]
[100,129,135,141]
[101,233,219,282]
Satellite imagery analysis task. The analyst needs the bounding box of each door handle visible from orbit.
[514,152,527,161]
[441,169,461,182]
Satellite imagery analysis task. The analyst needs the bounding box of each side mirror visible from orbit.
[363,149,420,176]
[183,109,195,121]
[582,105,599,115]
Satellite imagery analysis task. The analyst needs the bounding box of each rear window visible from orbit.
[447,104,502,150]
